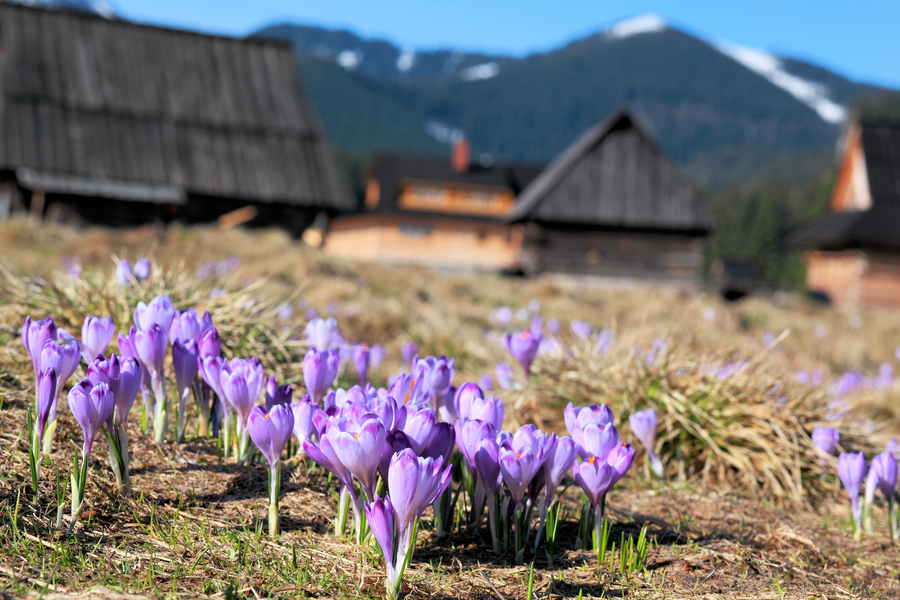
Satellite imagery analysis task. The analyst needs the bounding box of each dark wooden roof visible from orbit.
[790,120,900,250]
[507,109,710,231]
[368,151,543,220]
[860,119,900,206]
[0,2,353,209]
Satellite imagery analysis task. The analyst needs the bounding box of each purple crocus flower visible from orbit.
[133,295,175,333]
[68,380,115,459]
[352,344,371,385]
[388,448,452,531]
[303,348,339,404]
[34,368,58,453]
[413,355,454,412]
[40,338,81,391]
[114,356,142,426]
[305,317,340,351]
[22,316,57,381]
[265,375,292,409]
[370,344,385,371]
[594,328,615,355]
[871,451,898,503]
[543,435,577,502]
[169,309,213,345]
[499,429,544,505]
[328,416,387,500]
[290,395,318,455]
[221,358,266,453]
[574,456,615,508]
[565,402,615,450]
[248,403,294,469]
[400,406,437,455]
[198,327,221,359]
[384,374,421,409]
[571,320,593,339]
[505,330,542,379]
[172,339,199,442]
[468,396,505,430]
[116,260,134,285]
[81,316,115,364]
[812,426,840,455]
[248,403,295,535]
[495,363,513,390]
[364,494,402,600]
[838,451,867,536]
[454,382,484,421]
[133,258,151,281]
[479,375,493,391]
[630,409,663,477]
[135,324,170,442]
[607,441,635,484]
[401,342,418,367]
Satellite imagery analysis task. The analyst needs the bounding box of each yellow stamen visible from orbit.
[588,456,596,465]
[265,413,270,421]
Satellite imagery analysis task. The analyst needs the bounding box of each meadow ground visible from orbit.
[0,219,899,599]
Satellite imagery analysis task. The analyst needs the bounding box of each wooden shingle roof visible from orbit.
[0,2,353,209]
[790,120,900,250]
[507,109,710,231]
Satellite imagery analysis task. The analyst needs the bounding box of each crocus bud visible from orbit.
[352,344,371,385]
[370,344,385,371]
[812,426,840,455]
[290,396,318,451]
[400,407,437,455]
[115,356,142,426]
[22,316,57,379]
[364,494,396,586]
[388,448,452,530]
[401,342,418,366]
[134,258,151,281]
[222,358,266,426]
[116,260,134,285]
[36,368,59,439]
[265,374,293,409]
[413,355,455,409]
[40,338,81,389]
[454,382,484,421]
[495,363,512,390]
[67,380,115,457]
[198,327,221,359]
[247,404,295,469]
[504,330,541,379]
[871,451,898,501]
[133,295,175,332]
[81,316,115,364]
[571,320,593,339]
[838,451,867,528]
[468,396,504,430]
[630,409,663,477]
[544,435,578,500]
[135,325,168,377]
[303,348,339,404]
[173,339,200,398]
[169,309,211,345]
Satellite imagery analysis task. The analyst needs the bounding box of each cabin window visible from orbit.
[398,181,515,216]
[399,223,432,237]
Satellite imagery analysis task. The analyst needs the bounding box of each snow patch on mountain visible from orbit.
[461,62,500,82]
[396,48,416,72]
[10,0,115,18]
[336,50,363,70]
[605,14,666,40]
[717,41,846,124]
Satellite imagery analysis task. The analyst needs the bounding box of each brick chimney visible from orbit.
[452,137,471,173]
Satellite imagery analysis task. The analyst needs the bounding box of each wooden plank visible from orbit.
[210,38,240,126]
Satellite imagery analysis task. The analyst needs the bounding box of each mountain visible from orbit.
[254,16,890,193]
[7,0,115,17]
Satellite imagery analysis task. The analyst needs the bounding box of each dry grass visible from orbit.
[0,219,899,598]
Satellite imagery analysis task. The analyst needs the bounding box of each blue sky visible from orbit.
[113,0,900,88]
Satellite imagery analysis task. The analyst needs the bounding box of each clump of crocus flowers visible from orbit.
[16,267,649,599]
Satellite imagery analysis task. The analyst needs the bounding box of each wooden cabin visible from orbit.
[0,2,352,233]
[790,119,900,307]
[507,110,710,281]
[324,150,542,270]
[326,110,710,280]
